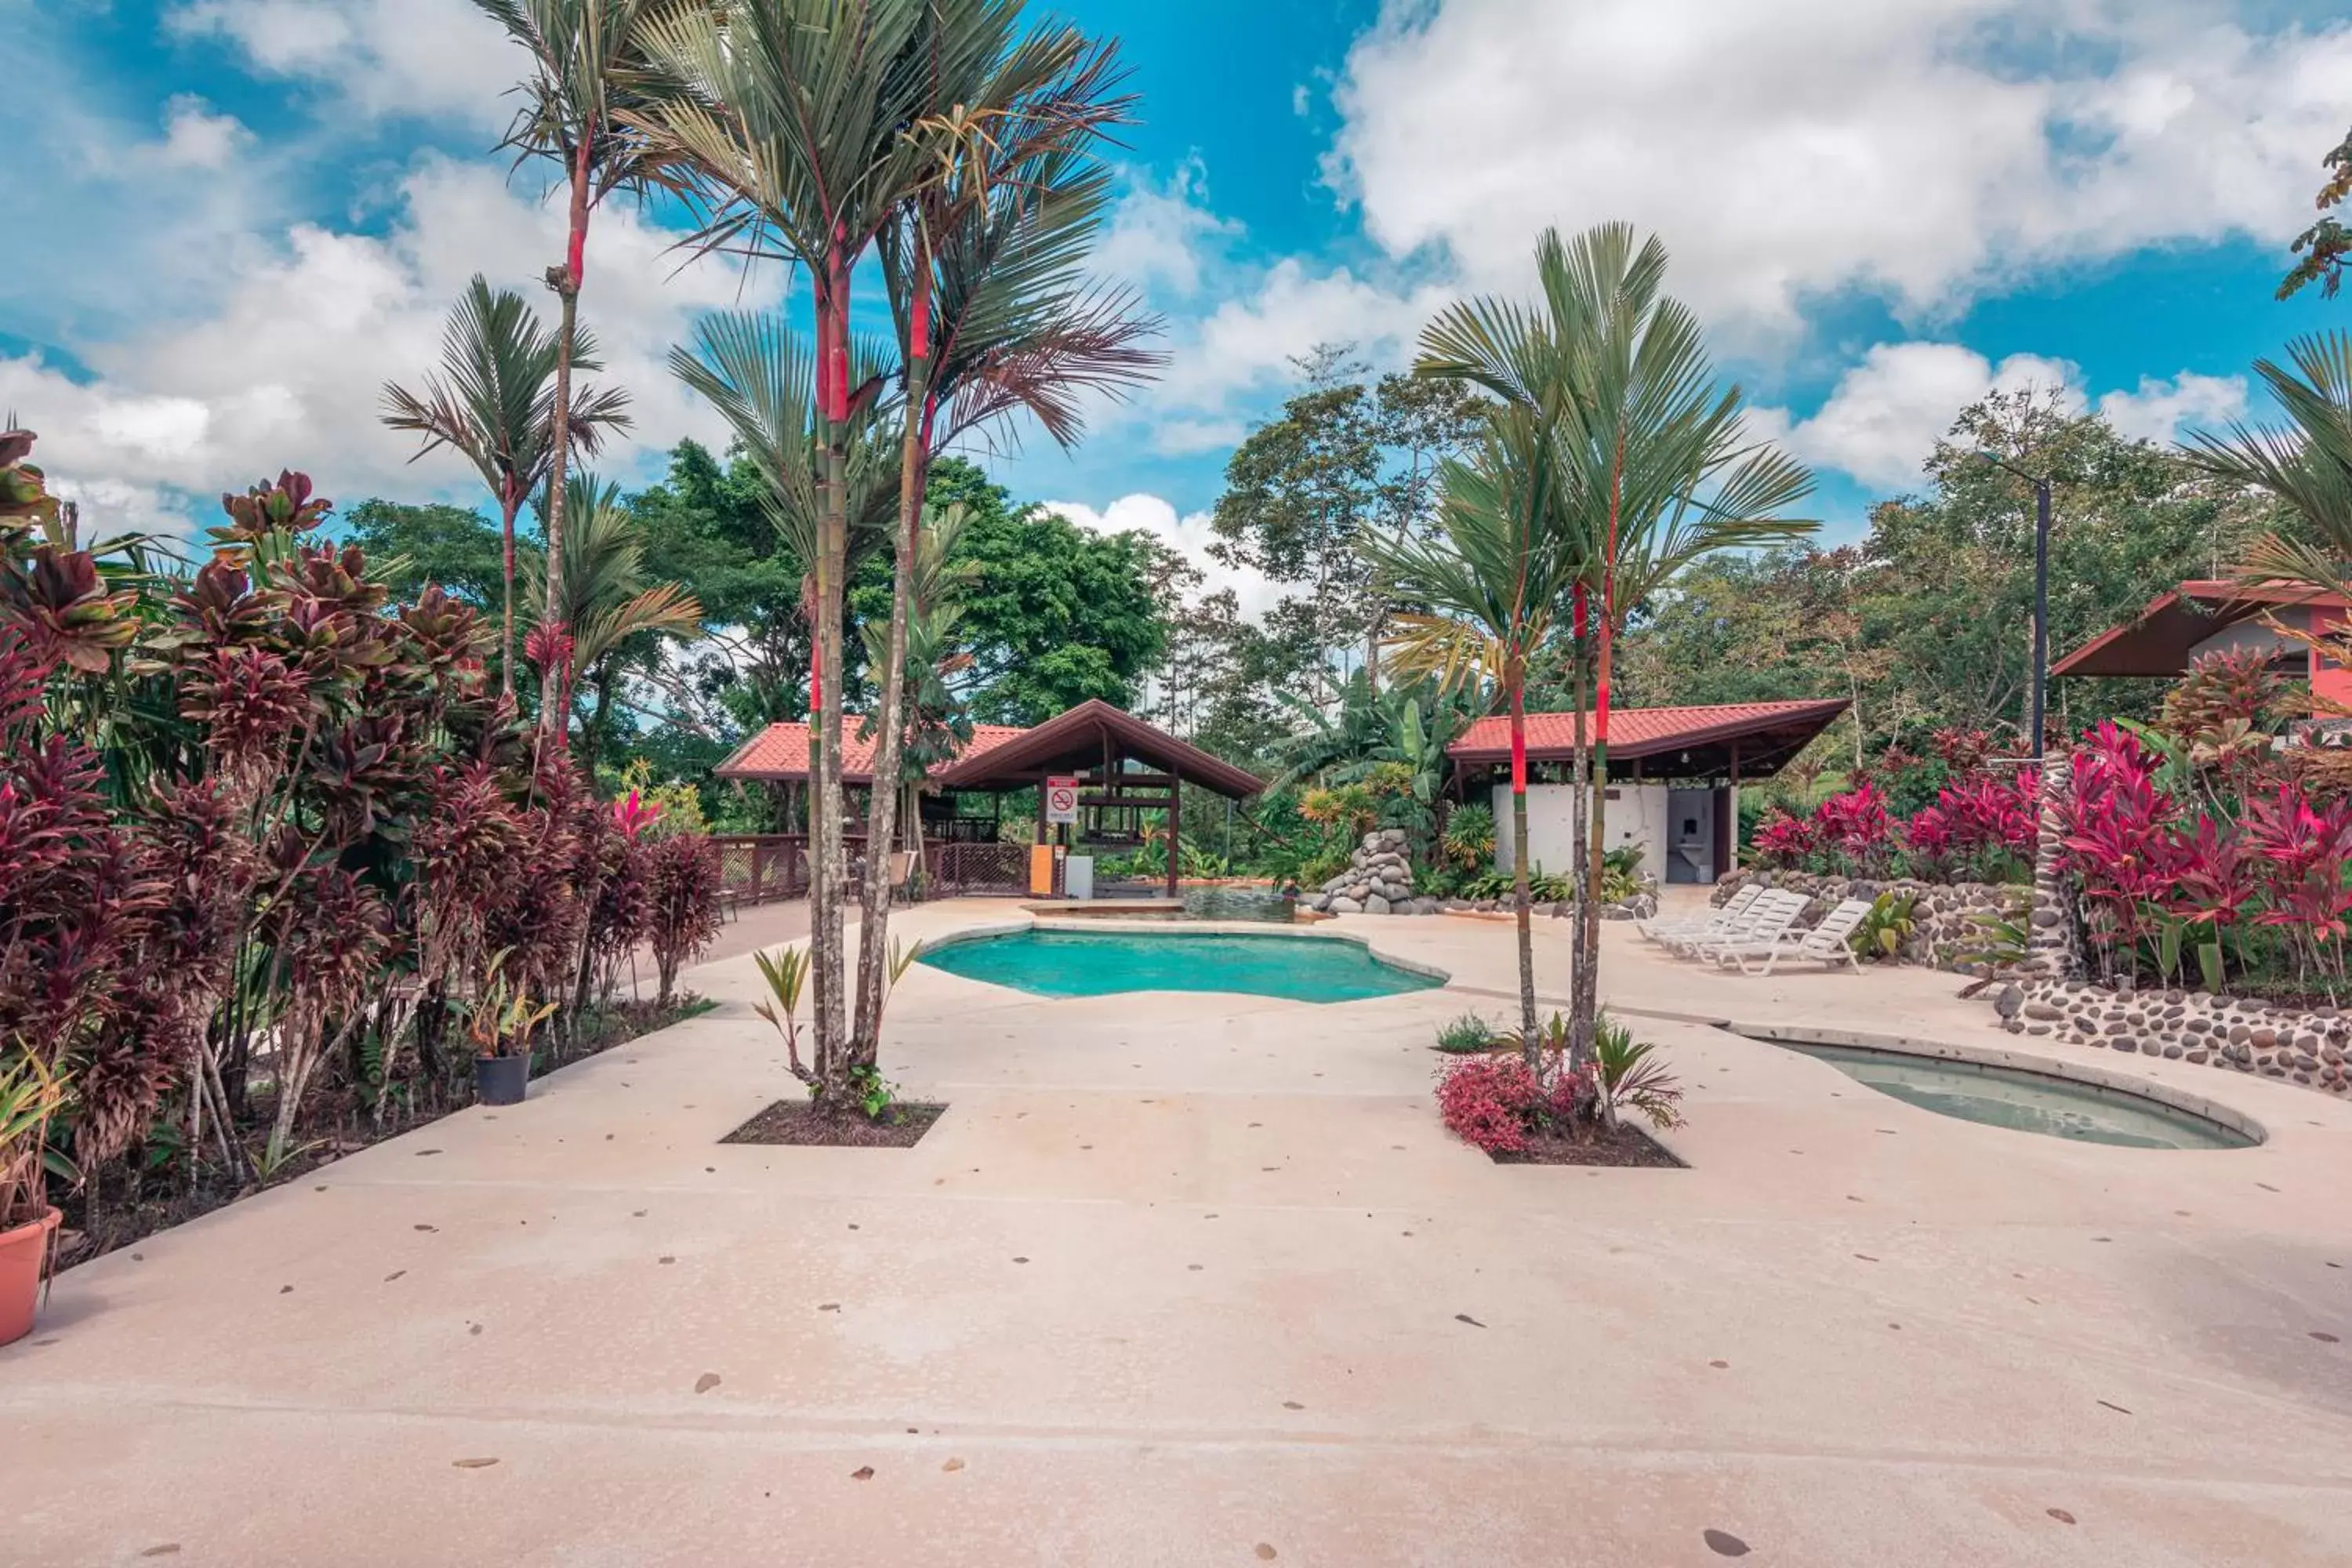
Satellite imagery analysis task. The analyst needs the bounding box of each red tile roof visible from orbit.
[1450,699,1849,764]
[714,720,1029,784]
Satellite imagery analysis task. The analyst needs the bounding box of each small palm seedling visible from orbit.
[1592,1014,1685,1131]
[752,944,808,1079]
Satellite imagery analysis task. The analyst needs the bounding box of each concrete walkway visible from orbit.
[6,902,2351,1565]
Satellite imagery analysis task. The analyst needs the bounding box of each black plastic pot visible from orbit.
[474,1052,529,1106]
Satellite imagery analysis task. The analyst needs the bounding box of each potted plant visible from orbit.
[2,1051,71,1347]
[466,952,557,1107]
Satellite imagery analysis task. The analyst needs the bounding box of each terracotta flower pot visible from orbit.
[0,1205,62,1348]
[474,1053,529,1106]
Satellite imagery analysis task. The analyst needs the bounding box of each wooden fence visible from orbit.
[710,834,1035,905]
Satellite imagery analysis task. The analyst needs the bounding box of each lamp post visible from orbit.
[1977,451,2053,762]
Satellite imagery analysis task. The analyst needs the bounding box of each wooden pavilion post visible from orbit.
[1166,769,1181,899]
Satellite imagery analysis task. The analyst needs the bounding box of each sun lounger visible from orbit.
[1680,889,1807,960]
[1709,898,1873,975]
[1639,882,1759,944]
[1669,888,1804,956]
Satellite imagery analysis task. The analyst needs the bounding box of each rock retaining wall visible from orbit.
[1995,978,2350,1097]
[1714,869,2027,971]
[1305,829,1440,915]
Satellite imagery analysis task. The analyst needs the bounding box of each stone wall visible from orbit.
[1714,869,2027,971]
[1997,977,2350,1097]
[2020,757,2084,982]
[1305,829,1441,916]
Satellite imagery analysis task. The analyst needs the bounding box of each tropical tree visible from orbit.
[381,275,631,694]
[667,310,901,1103]
[858,501,976,877]
[521,470,706,771]
[472,0,689,742]
[2183,331,2352,597]
[1363,406,1582,1059]
[850,21,1150,1057]
[1419,223,1813,1057]
[636,0,939,1104]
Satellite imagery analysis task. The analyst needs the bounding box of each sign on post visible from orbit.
[1044,775,1080,826]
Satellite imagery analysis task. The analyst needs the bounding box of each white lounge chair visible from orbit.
[1711,898,1874,975]
[1682,890,1807,961]
[1639,883,1760,945]
[1669,888,1803,957]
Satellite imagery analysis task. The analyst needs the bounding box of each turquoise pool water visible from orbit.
[1777,1040,2256,1151]
[918,928,1442,1002]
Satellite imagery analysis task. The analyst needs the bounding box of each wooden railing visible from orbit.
[710,833,1034,904]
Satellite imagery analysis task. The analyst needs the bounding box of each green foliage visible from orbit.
[1443,800,1496,869]
[2279,125,2352,301]
[751,944,809,1075]
[1435,1012,1496,1054]
[341,499,506,607]
[926,459,1167,724]
[1617,389,2299,753]
[1592,1014,1685,1131]
[1850,892,1918,962]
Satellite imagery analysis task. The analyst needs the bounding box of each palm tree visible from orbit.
[1363,407,1582,1060]
[471,0,691,743]
[635,0,941,1097]
[849,24,1152,1057]
[2182,331,2352,596]
[668,310,901,1102]
[1420,223,1813,1057]
[381,275,630,695]
[859,501,977,883]
[521,470,705,771]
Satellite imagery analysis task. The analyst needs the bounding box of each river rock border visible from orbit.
[1996,977,2350,1097]
[1714,869,2027,971]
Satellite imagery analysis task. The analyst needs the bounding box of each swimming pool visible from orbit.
[1772,1039,2257,1151]
[917,927,1443,1002]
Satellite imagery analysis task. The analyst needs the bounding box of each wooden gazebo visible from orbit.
[713,698,1260,898]
[928,699,1262,897]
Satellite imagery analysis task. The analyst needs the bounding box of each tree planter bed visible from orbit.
[720,1102,947,1148]
[1489,1123,1685,1168]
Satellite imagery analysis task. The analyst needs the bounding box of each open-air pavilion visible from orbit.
[1447,699,1851,885]
[713,698,1261,898]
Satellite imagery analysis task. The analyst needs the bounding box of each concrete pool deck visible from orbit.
[5,900,2350,1565]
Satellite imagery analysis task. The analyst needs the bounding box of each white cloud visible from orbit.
[155,96,252,170]
[169,0,516,125]
[2096,370,2249,443]
[1751,345,2258,488]
[1093,159,1243,299]
[1041,494,1279,621]
[1327,0,2352,335]
[3,157,771,541]
[1752,342,2082,489]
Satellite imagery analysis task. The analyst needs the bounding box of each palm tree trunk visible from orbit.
[808,256,854,1109]
[498,490,521,698]
[1576,447,1624,1058]
[538,146,592,744]
[853,256,931,1058]
[1568,586,1592,1072]
[1509,674,1538,1062]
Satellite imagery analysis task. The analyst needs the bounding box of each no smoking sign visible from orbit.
[1044,776,1080,825]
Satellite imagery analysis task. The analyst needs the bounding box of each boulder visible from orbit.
[1328,896,1363,915]
[1365,892,1392,915]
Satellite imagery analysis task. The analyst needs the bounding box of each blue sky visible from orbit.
[7,0,2350,615]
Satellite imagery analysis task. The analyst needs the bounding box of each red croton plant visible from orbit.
[2056,652,2352,995]
[0,431,724,1229]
